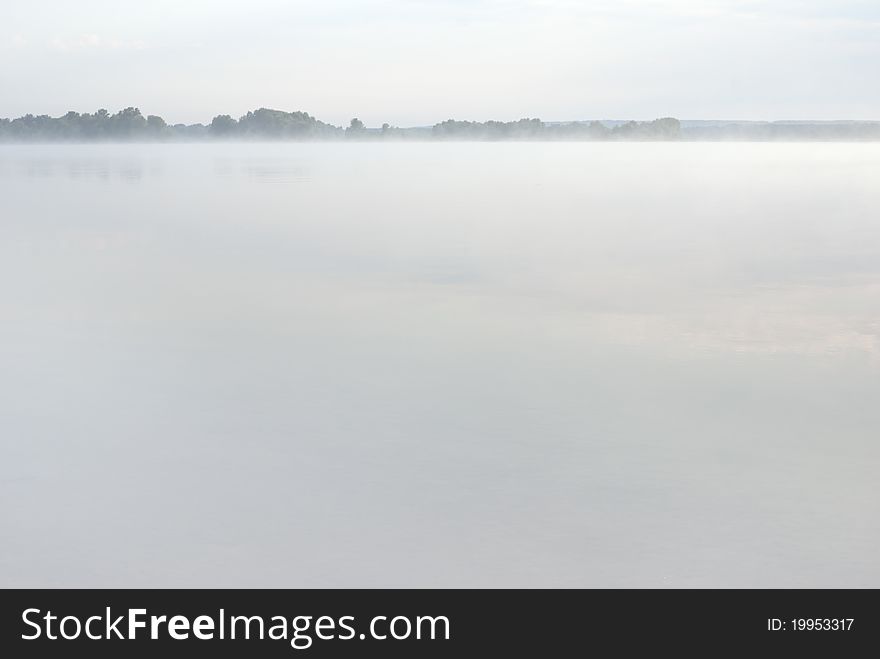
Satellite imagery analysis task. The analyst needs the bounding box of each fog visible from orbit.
[1,142,878,587]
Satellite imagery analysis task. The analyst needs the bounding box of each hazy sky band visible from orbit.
[2,0,879,125]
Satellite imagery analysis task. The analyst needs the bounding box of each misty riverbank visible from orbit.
[3,108,880,142]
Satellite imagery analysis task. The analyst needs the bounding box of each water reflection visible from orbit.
[1,142,878,587]
[213,157,310,183]
[1,155,162,181]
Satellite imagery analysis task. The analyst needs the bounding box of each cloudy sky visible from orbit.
[2,0,878,125]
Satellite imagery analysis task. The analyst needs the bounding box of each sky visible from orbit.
[2,0,879,125]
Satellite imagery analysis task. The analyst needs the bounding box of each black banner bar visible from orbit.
[0,589,876,656]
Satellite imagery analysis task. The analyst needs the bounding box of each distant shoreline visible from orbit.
[4,137,880,144]
[4,108,880,143]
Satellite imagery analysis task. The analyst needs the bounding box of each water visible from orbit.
[1,142,878,587]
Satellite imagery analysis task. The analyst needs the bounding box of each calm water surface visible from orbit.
[1,143,878,586]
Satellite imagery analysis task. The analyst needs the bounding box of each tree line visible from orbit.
[0,107,684,141]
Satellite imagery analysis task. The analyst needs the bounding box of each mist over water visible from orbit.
[1,142,878,587]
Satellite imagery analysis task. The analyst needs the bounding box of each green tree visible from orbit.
[210,114,237,136]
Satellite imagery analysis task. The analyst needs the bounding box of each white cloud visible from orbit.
[49,34,146,52]
[3,34,29,48]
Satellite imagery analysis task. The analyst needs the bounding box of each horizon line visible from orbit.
[3,108,880,128]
